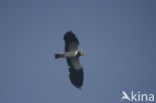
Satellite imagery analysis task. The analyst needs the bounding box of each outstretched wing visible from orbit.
[68,57,83,88]
[64,31,79,52]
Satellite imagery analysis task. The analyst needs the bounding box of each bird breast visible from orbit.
[64,51,78,58]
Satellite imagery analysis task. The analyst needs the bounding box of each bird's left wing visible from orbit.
[67,57,83,89]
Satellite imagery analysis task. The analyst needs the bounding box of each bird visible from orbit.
[121,91,131,101]
[55,31,86,89]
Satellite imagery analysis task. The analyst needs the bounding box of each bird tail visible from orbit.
[55,54,64,59]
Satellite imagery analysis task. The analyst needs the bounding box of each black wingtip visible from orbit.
[64,31,79,45]
[76,86,82,89]
[64,31,75,40]
[69,68,83,89]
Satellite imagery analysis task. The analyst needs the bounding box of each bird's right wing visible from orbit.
[64,31,79,52]
[67,57,83,89]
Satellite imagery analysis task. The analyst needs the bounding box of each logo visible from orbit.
[121,91,154,102]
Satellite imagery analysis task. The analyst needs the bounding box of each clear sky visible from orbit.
[0,0,156,103]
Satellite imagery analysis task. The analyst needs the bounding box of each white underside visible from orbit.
[61,50,82,70]
[60,42,83,70]
[70,57,83,70]
[64,50,78,58]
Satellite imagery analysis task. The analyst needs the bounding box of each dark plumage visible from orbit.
[64,31,79,52]
[69,68,83,88]
[64,31,83,89]
[55,31,86,89]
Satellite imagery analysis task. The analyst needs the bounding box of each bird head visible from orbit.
[79,51,86,56]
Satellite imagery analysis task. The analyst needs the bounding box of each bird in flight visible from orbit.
[55,31,86,89]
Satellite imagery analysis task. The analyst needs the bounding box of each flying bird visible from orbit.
[55,31,86,89]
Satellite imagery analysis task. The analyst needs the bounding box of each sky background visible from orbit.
[0,0,156,103]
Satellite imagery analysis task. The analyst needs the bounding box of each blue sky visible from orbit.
[0,0,156,103]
